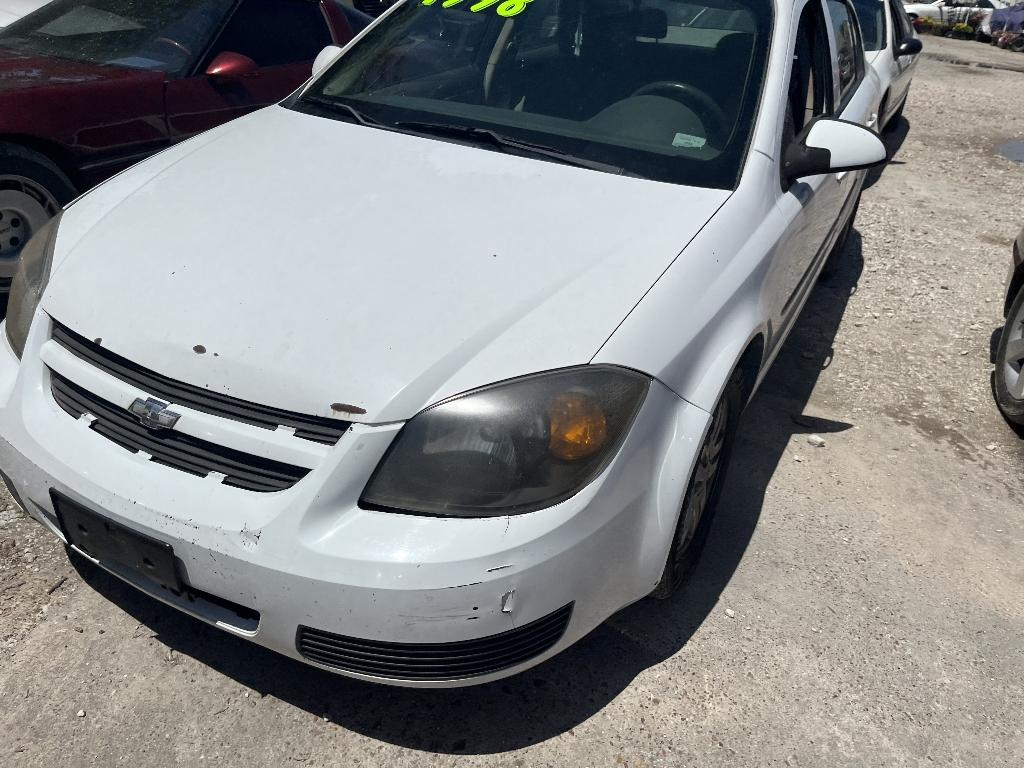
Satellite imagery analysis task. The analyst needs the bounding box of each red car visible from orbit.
[0,0,367,273]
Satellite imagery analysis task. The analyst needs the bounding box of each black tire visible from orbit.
[651,368,743,600]
[993,283,1024,427]
[0,142,76,259]
[884,96,906,132]
[819,194,860,281]
[877,92,890,131]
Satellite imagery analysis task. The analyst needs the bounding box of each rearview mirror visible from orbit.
[783,118,887,183]
[898,38,923,56]
[205,51,258,80]
[313,45,343,77]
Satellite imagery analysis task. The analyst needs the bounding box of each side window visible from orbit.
[208,0,331,68]
[825,0,865,111]
[784,0,833,149]
[888,0,914,44]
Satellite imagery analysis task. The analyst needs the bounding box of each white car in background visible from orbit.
[902,0,1007,22]
[0,0,47,27]
[0,0,886,687]
[855,0,922,130]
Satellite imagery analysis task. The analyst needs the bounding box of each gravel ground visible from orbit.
[2,40,1023,768]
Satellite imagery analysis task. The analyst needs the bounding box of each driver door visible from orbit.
[164,0,334,142]
[763,0,845,343]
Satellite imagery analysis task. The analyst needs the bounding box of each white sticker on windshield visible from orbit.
[672,133,706,149]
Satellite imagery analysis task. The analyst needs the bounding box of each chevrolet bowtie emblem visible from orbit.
[128,397,182,431]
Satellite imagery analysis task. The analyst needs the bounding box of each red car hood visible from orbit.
[0,46,151,92]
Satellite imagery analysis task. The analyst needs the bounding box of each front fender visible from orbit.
[592,159,776,413]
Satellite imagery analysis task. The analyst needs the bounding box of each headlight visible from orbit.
[6,211,62,359]
[361,366,650,517]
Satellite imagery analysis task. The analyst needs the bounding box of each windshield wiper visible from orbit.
[392,121,626,175]
[300,95,389,130]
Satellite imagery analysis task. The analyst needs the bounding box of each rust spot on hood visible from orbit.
[331,402,366,416]
[193,345,206,354]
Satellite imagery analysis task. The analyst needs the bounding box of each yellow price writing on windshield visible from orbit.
[422,0,534,18]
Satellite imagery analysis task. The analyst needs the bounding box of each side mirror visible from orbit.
[313,45,343,77]
[898,38,923,56]
[783,118,887,183]
[205,51,258,80]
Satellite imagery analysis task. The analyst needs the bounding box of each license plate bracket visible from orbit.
[52,491,182,594]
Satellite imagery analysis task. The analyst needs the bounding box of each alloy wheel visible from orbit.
[1002,298,1024,401]
[677,395,730,557]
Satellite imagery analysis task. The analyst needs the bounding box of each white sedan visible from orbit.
[0,0,47,27]
[855,0,922,130]
[902,0,1007,21]
[0,0,886,686]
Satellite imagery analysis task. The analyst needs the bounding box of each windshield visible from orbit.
[297,0,772,189]
[852,0,885,50]
[0,0,234,74]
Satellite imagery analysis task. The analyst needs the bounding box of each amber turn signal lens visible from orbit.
[546,392,608,461]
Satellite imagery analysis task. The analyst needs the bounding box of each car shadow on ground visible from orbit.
[864,117,911,190]
[68,233,865,755]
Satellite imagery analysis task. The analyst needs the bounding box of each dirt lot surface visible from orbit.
[2,39,1023,768]
[922,33,1024,73]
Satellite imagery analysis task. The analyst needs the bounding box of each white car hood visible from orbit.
[44,106,728,423]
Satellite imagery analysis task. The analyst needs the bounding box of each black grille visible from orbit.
[51,320,350,445]
[297,603,573,681]
[352,0,394,16]
[50,371,309,493]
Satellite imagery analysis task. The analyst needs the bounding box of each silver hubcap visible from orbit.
[1002,300,1024,400]
[678,396,729,551]
[0,175,60,259]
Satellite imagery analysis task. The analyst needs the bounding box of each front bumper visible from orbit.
[0,313,710,687]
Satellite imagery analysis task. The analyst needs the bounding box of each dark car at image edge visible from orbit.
[0,0,374,292]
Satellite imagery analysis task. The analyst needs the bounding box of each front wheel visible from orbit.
[819,193,860,282]
[651,368,742,599]
[884,96,906,132]
[0,143,76,261]
[994,282,1024,427]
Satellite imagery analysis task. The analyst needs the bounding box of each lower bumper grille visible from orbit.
[50,371,309,493]
[297,603,573,681]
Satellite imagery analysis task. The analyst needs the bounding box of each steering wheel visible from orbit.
[153,37,193,57]
[630,81,729,147]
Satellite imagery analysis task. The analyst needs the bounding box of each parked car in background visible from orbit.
[993,225,1024,428]
[854,0,921,130]
[0,1,47,28]
[0,0,366,283]
[987,2,1024,36]
[0,0,886,686]
[903,0,1007,22]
